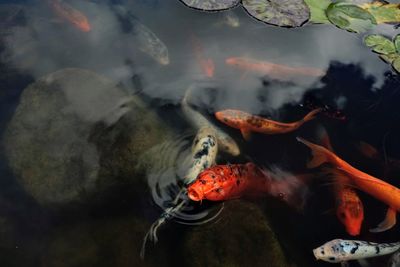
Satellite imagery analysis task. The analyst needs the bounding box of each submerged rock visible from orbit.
[3,68,172,206]
[183,200,291,267]
[42,216,167,267]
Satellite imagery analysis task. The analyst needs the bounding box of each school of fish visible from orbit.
[42,2,400,265]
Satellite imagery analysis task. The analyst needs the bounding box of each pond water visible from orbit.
[0,1,400,267]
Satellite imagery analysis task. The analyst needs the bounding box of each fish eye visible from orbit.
[200,179,206,185]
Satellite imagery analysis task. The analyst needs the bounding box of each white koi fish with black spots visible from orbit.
[313,239,400,265]
[182,85,240,156]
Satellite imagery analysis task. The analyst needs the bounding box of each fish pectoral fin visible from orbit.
[357,259,370,267]
[340,261,350,267]
[369,207,397,233]
[240,128,252,141]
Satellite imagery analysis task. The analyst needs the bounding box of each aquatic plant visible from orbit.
[364,34,400,73]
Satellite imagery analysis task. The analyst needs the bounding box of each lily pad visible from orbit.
[394,34,400,53]
[326,2,377,33]
[364,34,396,55]
[392,57,400,73]
[304,0,332,24]
[359,2,400,24]
[242,0,310,27]
[379,53,400,65]
[179,0,240,11]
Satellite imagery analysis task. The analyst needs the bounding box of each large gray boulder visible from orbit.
[3,68,172,206]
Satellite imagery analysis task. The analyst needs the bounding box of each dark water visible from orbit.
[0,1,400,267]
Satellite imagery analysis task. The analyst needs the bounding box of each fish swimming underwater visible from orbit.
[297,137,400,233]
[313,239,400,264]
[187,163,309,209]
[113,7,169,65]
[319,130,364,236]
[215,109,321,140]
[47,0,91,32]
[182,86,240,156]
[191,35,215,78]
[225,57,326,79]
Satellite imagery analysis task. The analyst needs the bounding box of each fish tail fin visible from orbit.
[302,108,322,122]
[369,207,397,233]
[297,137,330,168]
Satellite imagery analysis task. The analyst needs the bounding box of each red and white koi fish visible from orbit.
[215,109,321,140]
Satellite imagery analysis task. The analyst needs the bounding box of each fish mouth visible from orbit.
[346,227,361,236]
[188,188,203,201]
[312,249,320,260]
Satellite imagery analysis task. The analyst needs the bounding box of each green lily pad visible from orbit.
[179,0,240,11]
[379,53,400,65]
[394,35,400,53]
[242,0,310,27]
[392,57,400,73]
[360,2,400,24]
[304,0,332,24]
[326,2,377,33]
[364,34,396,55]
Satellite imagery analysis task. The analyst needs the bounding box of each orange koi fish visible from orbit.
[187,163,309,209]
[215,109,321,140]
[191,35,215,78]
[48,0,91,32]
[225,57,326,79]
[319,131,364,236]
[297,137,400,233]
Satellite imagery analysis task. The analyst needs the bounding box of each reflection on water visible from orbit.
[0,0,400,267]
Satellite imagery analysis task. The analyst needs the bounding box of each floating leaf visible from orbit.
[394,34,400,53]
[359,2,400,24]
[379,53,400,65]
[326,2,377,33]
[364,34,396,55]
[179,0,240,11]
[392,57,400,73]
[304,0,332,24]
[242,0,310,27]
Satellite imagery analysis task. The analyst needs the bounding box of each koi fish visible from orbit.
[215,109,321,140]
[225,57,326,79]
[47,0,91,32]
[297,137,400,233]
[182,86,240,156]
[319,130,364,236]
[388,251,400,267]
[184,127,218,184]
[301,97,346,121]
[187,163,309,209]
[313,239,400,264]
[191,35,215,78]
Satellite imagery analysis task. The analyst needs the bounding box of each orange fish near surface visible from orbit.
[187,163,309,210]
[215,109,321,140]
[297,137,400,233]
[225,57,325,78]
[191,35,215,78]
[319,131,364,236]
[48,0,91,32]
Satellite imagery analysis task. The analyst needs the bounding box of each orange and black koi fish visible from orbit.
[48,0,91,32]
[187,163,309,210]
[225,57,326,79]
[298,137,400,233]
[319,131,364,236]
[191,35,214,78]
[215,109,321,140]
